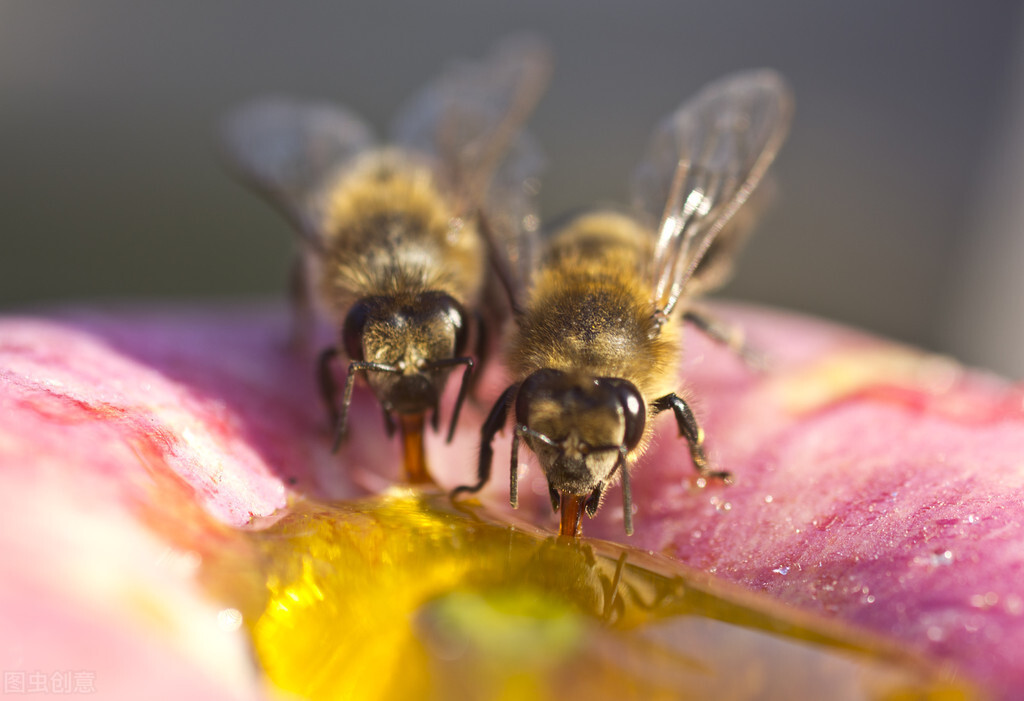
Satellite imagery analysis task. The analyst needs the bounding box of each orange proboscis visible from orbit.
[558,493,586,538]
[400,413,435,486]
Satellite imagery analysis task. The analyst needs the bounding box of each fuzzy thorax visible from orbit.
[318,149,484,315]
[509,211,687,475]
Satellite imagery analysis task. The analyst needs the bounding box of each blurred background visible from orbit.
[3,2,1024,375]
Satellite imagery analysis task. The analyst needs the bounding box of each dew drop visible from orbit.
[709,496,732,512]
[764,495,774,504]
[970,592,1000,609]
[772,566,789,576]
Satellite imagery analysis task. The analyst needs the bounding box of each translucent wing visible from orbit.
[220,97,375,250]
[631,70,792,316]
[393,35,550,207]
[684,177,775,298]
[479,130,546,312]
[393,35,552,310]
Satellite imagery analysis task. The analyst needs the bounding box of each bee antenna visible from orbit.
[517,426,559,448]
[447,357,475,443]
[450,383,517,501]
[510,426,522,509]
[616,448,634,536]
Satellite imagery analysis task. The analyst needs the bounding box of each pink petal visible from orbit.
[2,303,1022,698]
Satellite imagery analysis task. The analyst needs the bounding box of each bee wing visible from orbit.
[220,97,376,251]
[393,36,550,306]
[631,70,792,316]
[684,177,776,298]
[393,36,550,206]
[478,130,546,312]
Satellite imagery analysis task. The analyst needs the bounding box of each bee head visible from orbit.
[515,369,645,496]
[342,292,470,415]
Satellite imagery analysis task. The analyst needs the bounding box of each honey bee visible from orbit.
[221,38,550,484]
[454,70,792,536]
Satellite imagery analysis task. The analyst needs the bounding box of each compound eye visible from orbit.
[603,379,645,450]
[342,300,373,361]
[515,369,567,425]
[438,295,470,357]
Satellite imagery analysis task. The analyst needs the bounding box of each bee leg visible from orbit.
[683,308,766,370]
[451,383,518,499]
[332,363,360,452]
[652,393,733,484]
[477,210,527,318]
[446,357,474,443]
[288,258,314,353]
[317,347,340,429]
[470,311,489,397]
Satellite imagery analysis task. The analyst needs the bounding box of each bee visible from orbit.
[454,70,792,536]
[221,38,550,484]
